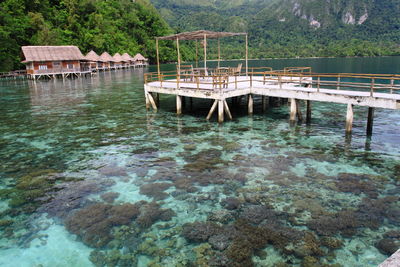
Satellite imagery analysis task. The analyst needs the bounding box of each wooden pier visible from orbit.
[144,68,400,134]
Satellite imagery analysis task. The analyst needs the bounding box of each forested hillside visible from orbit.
[152,0,400,59]
[0,0,175,71]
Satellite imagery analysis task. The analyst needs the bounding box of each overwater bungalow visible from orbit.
[113,53,124,69]
[21,46,90,80]
[133,53,148,68]
[121,53,133,68]
[85,50,102,71]
[99,52,114,70]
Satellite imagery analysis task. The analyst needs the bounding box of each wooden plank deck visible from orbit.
[144,70,400,133]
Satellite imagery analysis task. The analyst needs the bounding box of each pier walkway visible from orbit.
[144,68,400,134]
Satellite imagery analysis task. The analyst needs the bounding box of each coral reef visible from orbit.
[139,183,172,200]
[307,210,360,237]
[136,202,176,228]
[335,173,379,198]
[101,192,120,203]
[221,197,242,210]
[182,222,222,243]
[65,202,141,247]
[66,201,175,248]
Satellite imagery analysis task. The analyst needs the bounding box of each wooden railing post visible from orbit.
[370,78,375,97]
[337,74,341,90]
[235,75,237,89]
[390,78,394,94]
[278,75,282,89]
[317,76,320,92]
[250,73,253,87]
[177,72,180,89]
[196,75,199,90]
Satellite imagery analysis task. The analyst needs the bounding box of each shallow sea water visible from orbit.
[0,58,399,267]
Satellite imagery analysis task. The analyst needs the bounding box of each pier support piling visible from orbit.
[147,93,158,111]
[223,100,233,120]
[176,95,182,115]
[206,100,218,120]
[218,100,224,123]
[248,94,253,115]
[145,92,150,110]
[367,107,375,136]
[290,98,297,121]
[296,100,303,121]
[306,100,312,124]
[262,96,268,112]
[345,103,354,133]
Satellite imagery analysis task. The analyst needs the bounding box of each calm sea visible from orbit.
[0,57,399,267]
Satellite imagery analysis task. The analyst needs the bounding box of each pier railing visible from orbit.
[144,68,400,96]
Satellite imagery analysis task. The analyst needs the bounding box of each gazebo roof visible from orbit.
[156,30,247,41]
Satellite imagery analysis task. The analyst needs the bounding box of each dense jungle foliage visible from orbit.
[0,0,186,71]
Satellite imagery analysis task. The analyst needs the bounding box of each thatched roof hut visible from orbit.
[121,53,132,62]
[99,52,115,62]
[85,50,101,62]
[113,53,124,62]
[133,53,148,62]
[21,46,85,63]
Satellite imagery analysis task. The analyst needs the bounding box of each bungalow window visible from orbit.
[67,64,74,69]
[53,62,61,67]
[39,65,48,70]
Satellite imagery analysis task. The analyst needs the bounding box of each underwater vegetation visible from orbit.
[65,201,175,248]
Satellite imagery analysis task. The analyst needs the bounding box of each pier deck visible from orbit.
[144,69,400,134]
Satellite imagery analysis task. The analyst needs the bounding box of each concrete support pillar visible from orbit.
[345,103,354,133]
[306,100,312,124]
[218,100,224,123]
[290,98,297,121]
[248,94,253,115]
[176,95,182,115]
[367,107,375,136]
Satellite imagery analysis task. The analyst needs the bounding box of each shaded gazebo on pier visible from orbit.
[155,30,248,77]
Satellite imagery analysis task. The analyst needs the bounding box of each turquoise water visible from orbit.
[0,57,399,267]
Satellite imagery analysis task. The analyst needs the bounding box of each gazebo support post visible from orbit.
[195,40,199,68]
[156,38,160,79]
[245,34,248,77]
[204,34,207,69]
[176,37,181,74]
[218,38,220,68]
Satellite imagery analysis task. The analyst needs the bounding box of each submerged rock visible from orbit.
[376,238,399,256]
[221,197,242,210]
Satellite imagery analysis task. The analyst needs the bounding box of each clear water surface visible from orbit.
[0,57,399,267]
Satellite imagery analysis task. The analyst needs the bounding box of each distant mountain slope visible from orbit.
[152,0,400,58]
